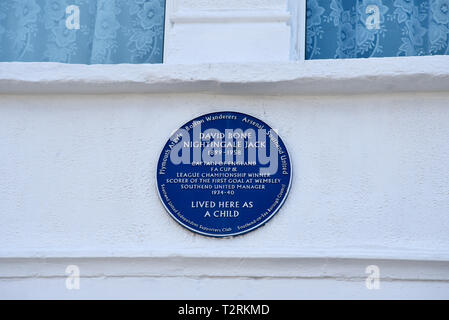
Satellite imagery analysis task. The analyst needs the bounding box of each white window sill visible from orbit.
[0,55,449,95]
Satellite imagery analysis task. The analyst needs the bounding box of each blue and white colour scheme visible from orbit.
[156,112,292,237]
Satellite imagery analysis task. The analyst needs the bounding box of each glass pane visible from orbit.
[306,0,449,59]
[0,0,166,64]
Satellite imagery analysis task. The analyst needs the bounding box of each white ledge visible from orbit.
[1,55,449,95]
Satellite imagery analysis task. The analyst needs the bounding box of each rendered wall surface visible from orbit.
[1,93,449,254]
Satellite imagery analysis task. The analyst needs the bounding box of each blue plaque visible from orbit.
[156,111,292,237]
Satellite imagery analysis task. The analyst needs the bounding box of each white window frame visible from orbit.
[287,0,307,61]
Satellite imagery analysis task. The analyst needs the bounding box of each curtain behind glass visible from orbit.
[0,0,166,64]
[306,0,449,59]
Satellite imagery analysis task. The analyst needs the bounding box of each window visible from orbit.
[0,0,166,64]
[291,0,449,60]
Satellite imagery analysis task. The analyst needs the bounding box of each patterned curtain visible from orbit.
[0,0,166,64]
[306,0,449,59]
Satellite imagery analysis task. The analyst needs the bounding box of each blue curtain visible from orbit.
[0,0,166,64]
[306,0,449,59]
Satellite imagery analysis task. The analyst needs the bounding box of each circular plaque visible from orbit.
[156,111,292,237]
